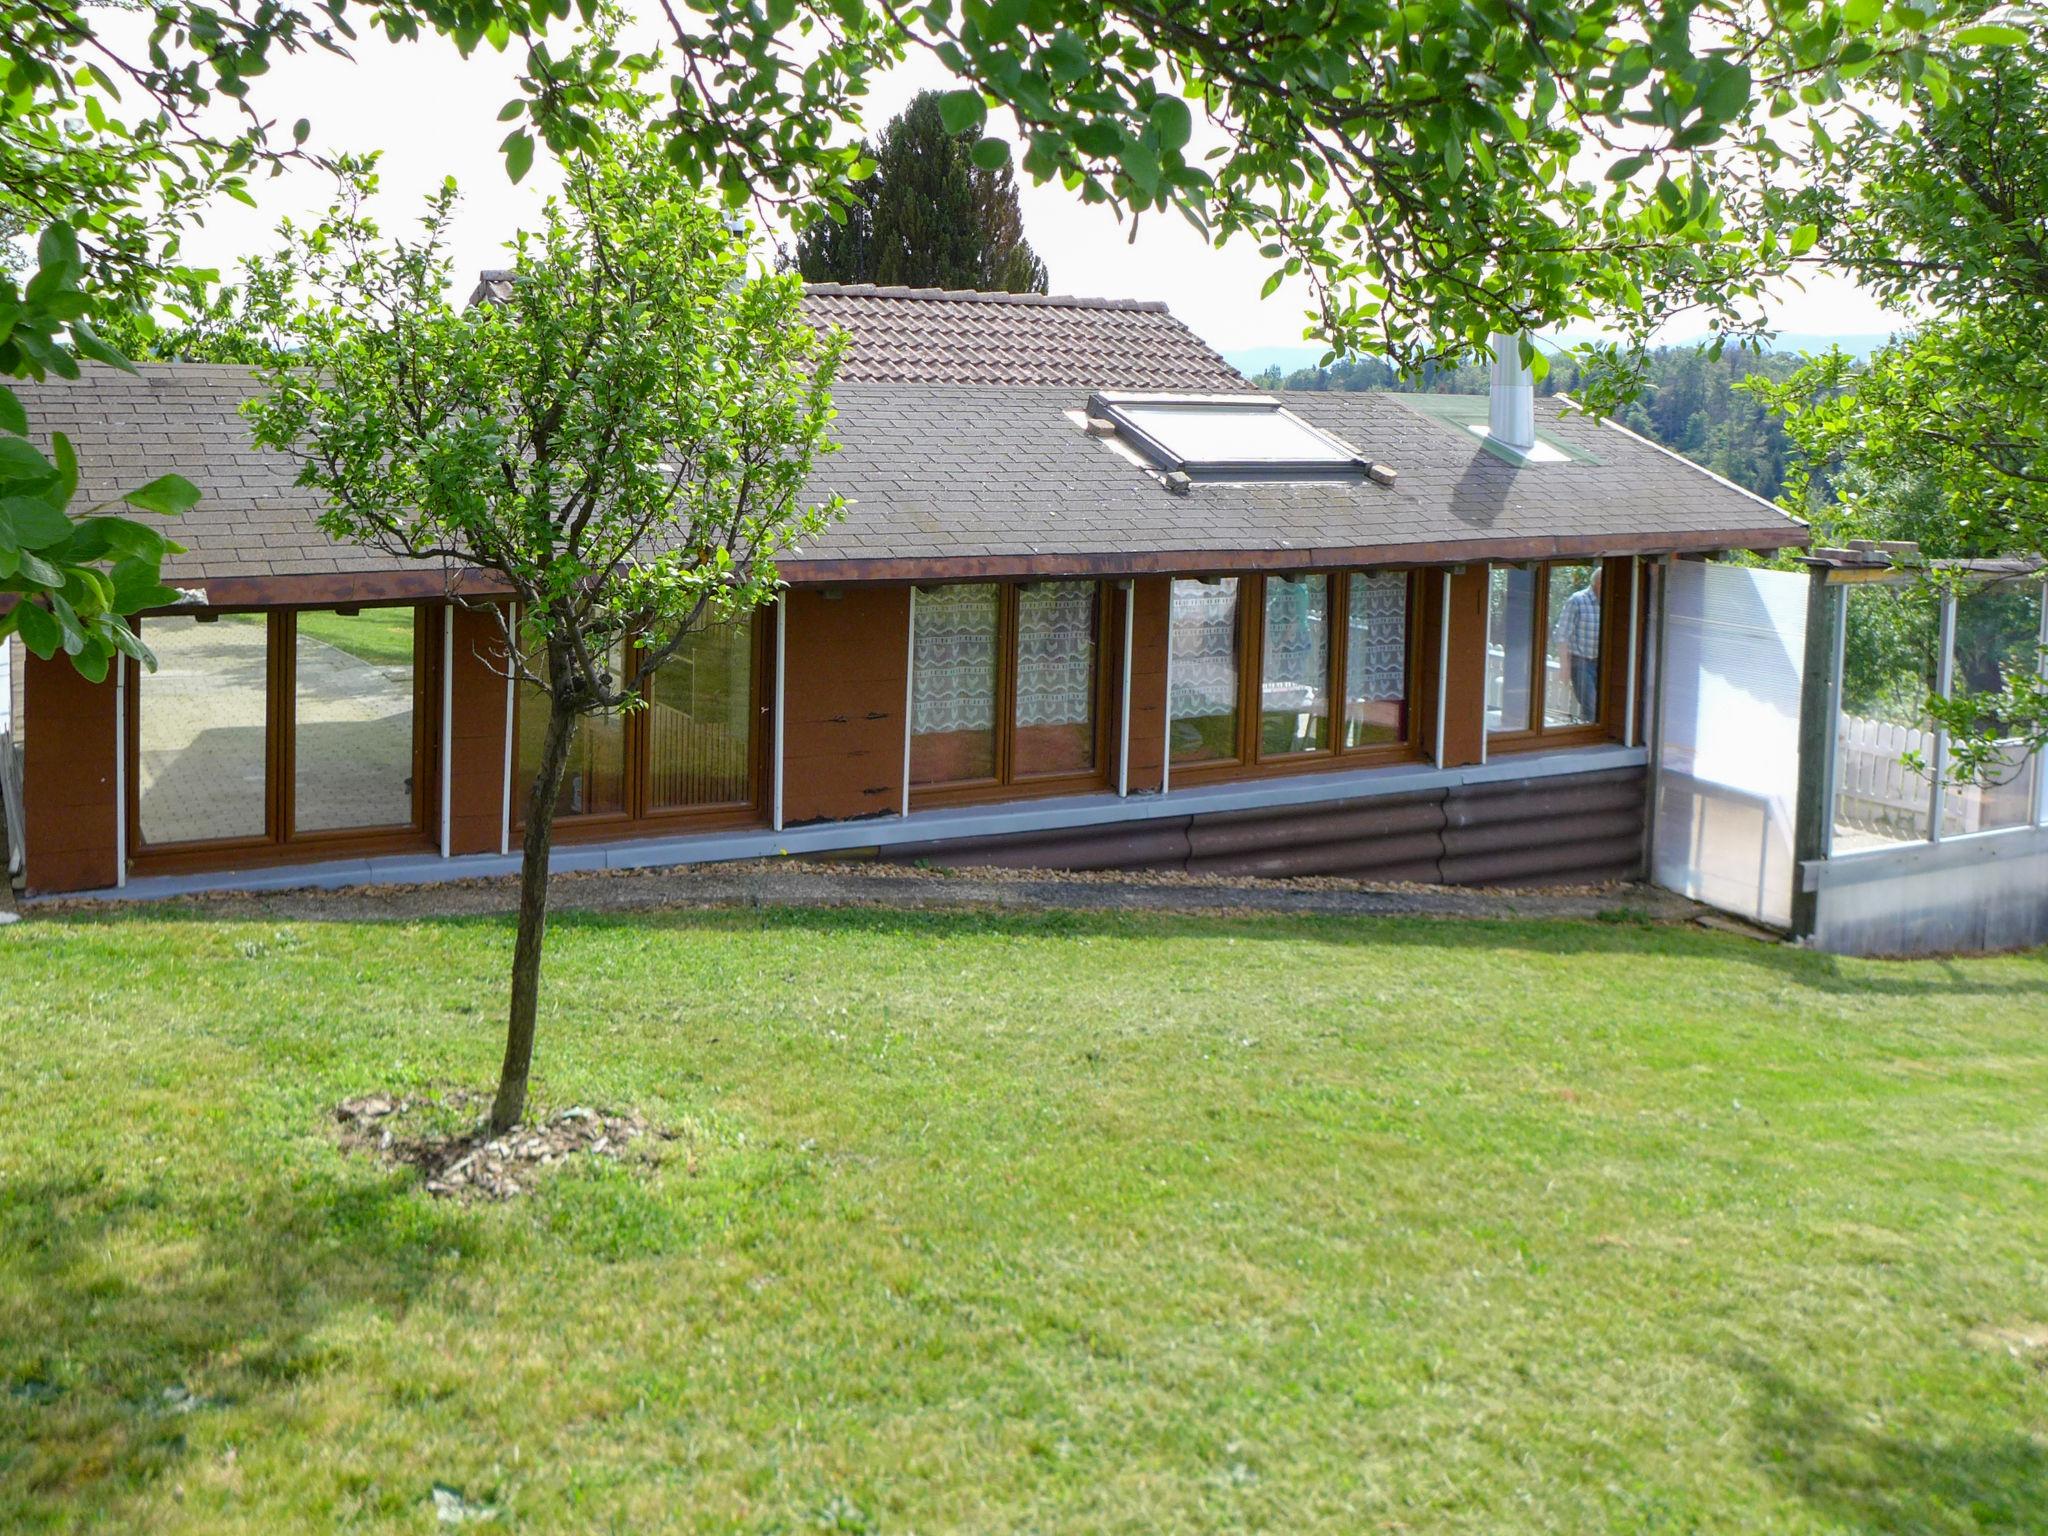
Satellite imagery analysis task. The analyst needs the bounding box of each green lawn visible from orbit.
[2,906,2045,1534]
[295,607,418,670]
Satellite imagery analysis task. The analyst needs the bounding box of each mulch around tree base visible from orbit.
[335,1090,662,1201]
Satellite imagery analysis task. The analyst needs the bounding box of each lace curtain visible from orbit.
[1347,572,1407,701]
[1016,583,1097,727]
[910,584,1000,737]
[1170,579,1240,717]
[1263,575,1329,693]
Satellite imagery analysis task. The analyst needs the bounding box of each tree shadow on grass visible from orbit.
[1733,1352,2047,1535]
[0,1161,470,1526]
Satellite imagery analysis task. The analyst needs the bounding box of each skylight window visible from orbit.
[1090,392,1373,483]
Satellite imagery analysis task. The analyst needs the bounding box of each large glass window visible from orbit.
[908,581,1108,795]
[134,607,428,856]
[647,621,754,810]
[1487,562,1607,742]
[910,584,1001,786]
[1260,574,1330,756]
[517,642,629,820]
[513,617,764,828]
[1014,582,1100,778]
[1486,566,1537,735]
[1949,582,2043,835]
[1171,570,1416,776]
[294,609,417,833]
[1546,563,1603,727]
[137,614,270,846]
[1346,572,1410,748]
[1170,578,1242,766]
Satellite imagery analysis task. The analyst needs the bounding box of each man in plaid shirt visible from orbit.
[1554,568,1602,720]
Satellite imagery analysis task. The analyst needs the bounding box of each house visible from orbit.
[9,284,1806,897]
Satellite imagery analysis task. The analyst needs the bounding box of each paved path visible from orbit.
[32,857,1724,930]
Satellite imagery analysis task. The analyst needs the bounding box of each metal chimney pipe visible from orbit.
[1488,331,1536,454]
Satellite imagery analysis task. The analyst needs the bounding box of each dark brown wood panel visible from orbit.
[1122,577,1170,793]
[1438,566,1490,768]
[23,650,119,893]
[1601,556,1638,744]
[780,586,910,824]
[448,602,513,855]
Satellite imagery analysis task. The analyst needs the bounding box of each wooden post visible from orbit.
[1789,568,1845,941]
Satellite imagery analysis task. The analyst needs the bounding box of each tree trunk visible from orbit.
[490,692,581,1134]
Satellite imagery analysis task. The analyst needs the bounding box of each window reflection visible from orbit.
[1545,564,1601,727]
[294,608,416,833]
[1486,566,1536,734]
[518,642,628,819]
[1261,574,1330,755]
[137,614,269,845]
[648,619,753,810]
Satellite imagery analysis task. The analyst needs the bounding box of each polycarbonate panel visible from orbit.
[1651,561,1806,928]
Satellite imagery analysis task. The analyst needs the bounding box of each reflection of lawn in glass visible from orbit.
[295,607,416,670]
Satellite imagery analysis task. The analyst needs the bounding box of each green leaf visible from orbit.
[121,474,202,516]
[13,600,60,659]
[1952,22,2028,44]
[69,319,136,374]
[1697,61,1753,124]
[970,137,1011,170]
[0,436,57,490]
[1790,222,1819,255]
[937,89,988,135]
[503,130,535,184]
[1150,95,1192,153]
[0,494,75,550]
[0,384,23,437]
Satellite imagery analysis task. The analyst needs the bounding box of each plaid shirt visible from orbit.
[1555,585,1602,658]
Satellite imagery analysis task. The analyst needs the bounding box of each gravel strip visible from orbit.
[28,856,1713,927]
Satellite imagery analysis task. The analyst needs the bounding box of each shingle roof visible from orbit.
[12,367,1805,604]
[796,284,1251,389]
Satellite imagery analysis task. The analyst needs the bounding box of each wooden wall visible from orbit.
[23,651,119,894]
[1123,578,1170,793]
[1437,565,1491,767]
[780,586,910,824]
[447,603,513,856]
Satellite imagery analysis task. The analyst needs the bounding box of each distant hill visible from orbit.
[1223,331,1896,380]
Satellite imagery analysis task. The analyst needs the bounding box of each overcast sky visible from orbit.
[155,10,1900,358]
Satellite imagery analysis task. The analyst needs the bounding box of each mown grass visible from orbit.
[2,905,2045,1534]
[295,607,417,670]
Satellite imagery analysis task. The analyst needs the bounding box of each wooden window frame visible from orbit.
[1169,569,1425,785]
[126,604,439,875]
[908,580,1118,809]
[511,612,772,840]
[1483,559,1614,754]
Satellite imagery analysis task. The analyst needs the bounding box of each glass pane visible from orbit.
[1834,583,1940,851]
[1014,582,1098,777]
[293,608,416,834]
[1260,574,1330,755]
[517,642,627,820]
[1114,401,1356,466]
[1170,578,1240,765]
[1545,563,1602,727]
[1345,572,1409,749]
[911,584,1000,785]
[137,614,268,845]
[1947,581,2043,834]
[1485,566,1537,734]
[648,618,754,810]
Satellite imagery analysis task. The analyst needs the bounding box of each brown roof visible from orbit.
[797,284,1249,390]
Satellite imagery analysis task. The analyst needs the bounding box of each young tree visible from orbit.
[240,124,845,1132]
[796,89,1049,293]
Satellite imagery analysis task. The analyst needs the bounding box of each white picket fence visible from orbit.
[1835,714,1982,841]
